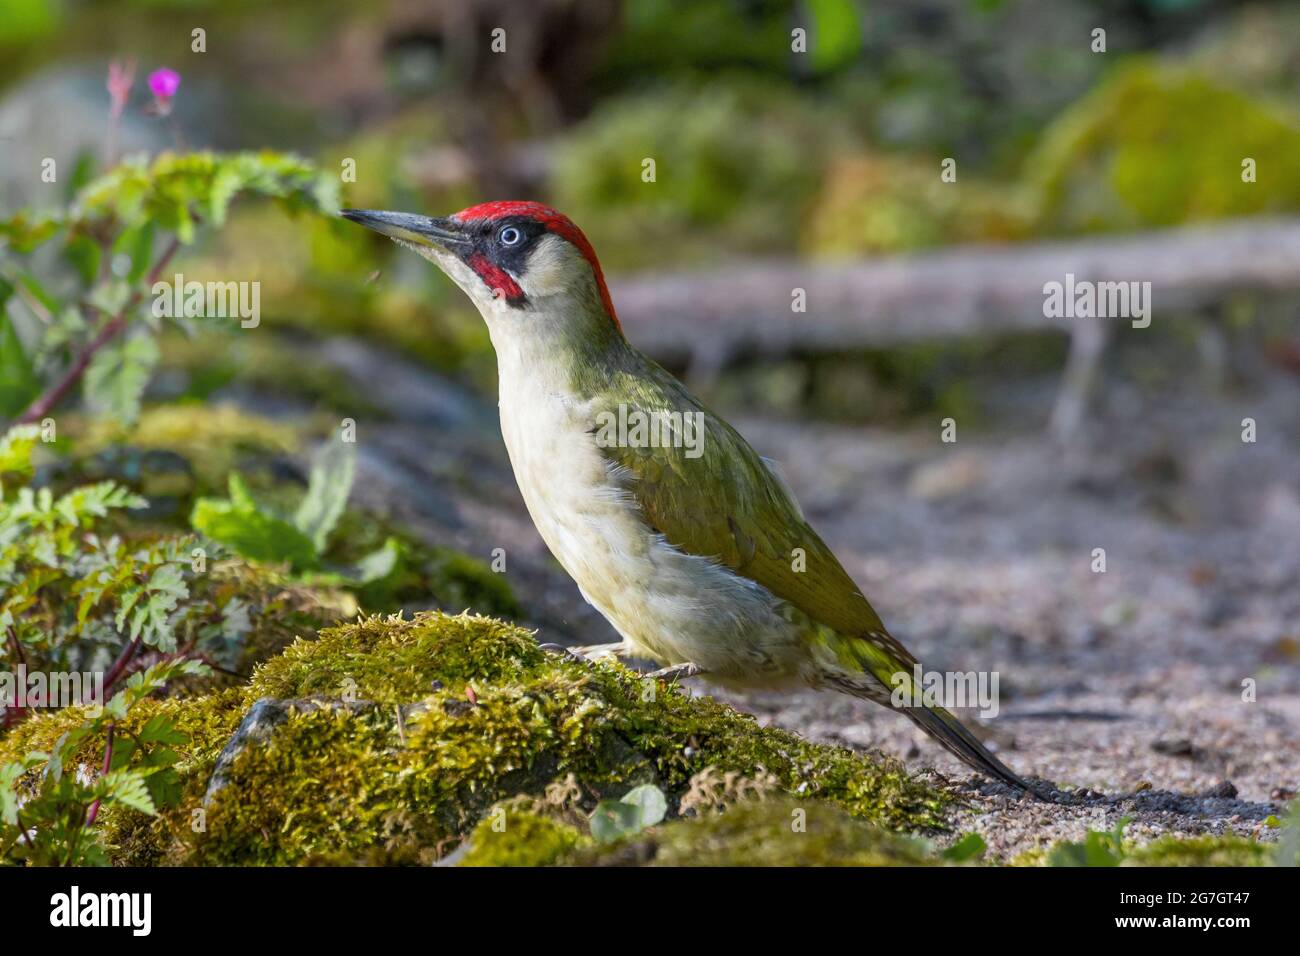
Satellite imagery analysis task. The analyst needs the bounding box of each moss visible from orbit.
[0,687,251,866]
[245,612,537,703]
[1013,832,1275,868]
[1123,834,1273,867]
[551,80,844,269]
[457,795,942,867]
[567,798,939,867]
[1028,61,1300,234]
[75,403,301,498]
[804,151,1034,256]
[459,810,586,867]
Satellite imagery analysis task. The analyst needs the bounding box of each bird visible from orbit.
[341,201,1038,796]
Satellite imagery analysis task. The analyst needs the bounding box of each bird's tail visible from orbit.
[819,628,1047,800]
[900,701,1036,795]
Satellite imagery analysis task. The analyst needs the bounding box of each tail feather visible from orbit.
[820,627,1049,800]
[903,704,1041,797]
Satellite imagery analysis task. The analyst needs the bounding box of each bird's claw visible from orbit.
[647,662,705,682]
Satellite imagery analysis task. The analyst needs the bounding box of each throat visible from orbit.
[487,302,630,404]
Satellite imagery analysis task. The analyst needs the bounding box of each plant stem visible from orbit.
[101,634,143,702]
[14,235,181,426]
[5,625,24,666]
[84,724,115,828]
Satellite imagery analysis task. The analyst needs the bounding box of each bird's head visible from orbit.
[341,201,620,339]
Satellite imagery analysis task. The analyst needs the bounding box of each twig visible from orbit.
[14,236,181,426]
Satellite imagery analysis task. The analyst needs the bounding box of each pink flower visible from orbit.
[147,67,181,103]
[106,60,136,119]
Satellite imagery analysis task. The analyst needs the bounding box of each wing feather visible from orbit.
[594,366,885,638]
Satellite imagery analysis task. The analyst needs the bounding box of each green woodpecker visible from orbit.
[342,201,1034,795]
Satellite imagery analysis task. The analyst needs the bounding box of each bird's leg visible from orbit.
[646,662,706,681]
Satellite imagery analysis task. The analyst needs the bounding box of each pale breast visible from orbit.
[496,380,807,678]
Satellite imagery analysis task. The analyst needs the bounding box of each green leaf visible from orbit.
[1048,817,1130,867]
[17,274,59,315]
[120,563,188,650]
[292,438,356,551]
[192,475,319,569]
[0,425,41,475]
[806,0,862,72]
[353,537,402,584]
[96,769,156,816]
[112,222,155,284]
[0,308,40,418]
[940,832,987,862]
[0,761,26,825]
[63,233,101,287]
[143,765,183,810]
[0,211,61,253]
[138,714,188,746]
[83,334,159,425]
[589,784,667,844]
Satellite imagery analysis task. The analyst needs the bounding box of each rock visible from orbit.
[1201,780,1239,800]
[1151,737,1207,760]
[203,696,377,805]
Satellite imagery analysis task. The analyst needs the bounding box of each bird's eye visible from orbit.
[498,226,523,246]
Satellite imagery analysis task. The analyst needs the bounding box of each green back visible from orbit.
[590,354,886,639]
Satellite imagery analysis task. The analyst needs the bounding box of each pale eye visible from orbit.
[498,226,522,246]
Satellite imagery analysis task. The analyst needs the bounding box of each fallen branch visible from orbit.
[611,218,1300,365]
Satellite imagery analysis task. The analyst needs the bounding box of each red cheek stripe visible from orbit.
[454,201,621,330]
[467,252,524,302]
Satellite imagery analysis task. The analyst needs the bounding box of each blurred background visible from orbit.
[1,0,1298,836]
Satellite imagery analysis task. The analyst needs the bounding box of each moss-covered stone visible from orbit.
[2,611,949,865]
[79,404,301,494]
[194,611,945,863]
[160,330,390,419]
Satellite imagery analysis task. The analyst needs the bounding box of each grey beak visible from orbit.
[340,209,468,247]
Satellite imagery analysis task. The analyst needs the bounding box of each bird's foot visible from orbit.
[646,661,706,682]
[567,642,629,661]
[538,641,627,664]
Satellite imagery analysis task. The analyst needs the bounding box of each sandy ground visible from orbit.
[314,337,1299,859]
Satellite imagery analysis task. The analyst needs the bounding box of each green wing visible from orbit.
[593,364,886,639]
